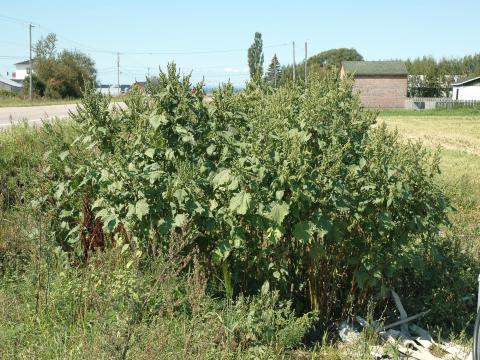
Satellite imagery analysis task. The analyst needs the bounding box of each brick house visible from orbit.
[340,61,408,108]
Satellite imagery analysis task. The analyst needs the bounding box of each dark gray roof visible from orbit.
[342,61,408,76]
[14,60,30,66]
[452,75,480,86]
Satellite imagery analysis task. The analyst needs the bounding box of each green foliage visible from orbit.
[309,47,364,67]
[265,53,281,86]
[278,47,363,86]
[33,32,97,98]
[405,54,480,97]
[46,63,452,327]
[0,89,19,98]
[0,219,314,358]
[23,73,46,98]
[221,287,317,350]
[247,32,264,80]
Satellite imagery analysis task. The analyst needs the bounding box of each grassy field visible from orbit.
[378,113,480,257]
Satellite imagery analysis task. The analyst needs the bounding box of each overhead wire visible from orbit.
[0,12,288,84]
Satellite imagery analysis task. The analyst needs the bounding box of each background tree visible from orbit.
[247,32,264,80]
[31,33,97,98]
[308,47,363,67]
[34,33,57,59]
[265,54,281,86]
[404,54,480,97]
[277,47,363,86]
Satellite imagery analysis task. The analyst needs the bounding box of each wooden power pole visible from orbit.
[304,41,308,85]
[292,41,296,83]
[117,52,120,92]
[29,23,34,101]
[273,54,277,88]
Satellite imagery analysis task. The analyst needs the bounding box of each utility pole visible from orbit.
[292,41,296,83]
[147,67,151,78]
[304,41,308,86]
[273,55,277,88]
[117,52,120,92]
[29,23,34,101]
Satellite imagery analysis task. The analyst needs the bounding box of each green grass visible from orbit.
[378,106,480,117]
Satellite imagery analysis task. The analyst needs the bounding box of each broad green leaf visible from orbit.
[212,169,232,189]
[149,171,162,183]
[212,241,231,264]
[91,198,105,209]
[354,270,369,289]
[229,191,252,215]
[158,218,172,234]
[145,148,155,158]
[293,222,310,243]
[149,113,166,130]
[359,157,367,169]
[206,144,216,155]
[173,189,188,203]
[135,198,149,220]
[314,215,332,237]
[227,178,239,191]
[165,148,175,160]
[269,201,289,225]
[173,213,187,227]
[275,190,284,200]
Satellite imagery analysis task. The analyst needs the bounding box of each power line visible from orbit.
[0,14,33,25]
[0,55,28,59]
[119,42,290,56]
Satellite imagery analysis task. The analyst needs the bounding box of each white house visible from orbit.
[451,76,480,101]
[11,60,32,81]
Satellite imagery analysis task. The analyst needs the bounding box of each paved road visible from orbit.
[0,103,127,127]
[0,104,79,127]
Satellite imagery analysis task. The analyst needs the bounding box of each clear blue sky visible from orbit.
[1,0,479,86]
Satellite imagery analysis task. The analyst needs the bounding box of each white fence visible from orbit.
[406,97,480,110]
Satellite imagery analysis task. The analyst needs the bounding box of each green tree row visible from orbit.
[247,32,480,96]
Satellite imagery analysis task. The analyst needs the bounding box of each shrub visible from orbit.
[48,64,450,327]
[22,74,46,97]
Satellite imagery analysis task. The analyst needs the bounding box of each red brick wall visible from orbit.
[352,75,407,108]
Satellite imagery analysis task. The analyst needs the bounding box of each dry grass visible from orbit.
[379,114,480,255]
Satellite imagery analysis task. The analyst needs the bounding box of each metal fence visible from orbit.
[405,97,480,110]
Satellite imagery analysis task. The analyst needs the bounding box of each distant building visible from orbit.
[96,84,130,96]
[451,76,480,101]
[340,61,408,108]
[11,60,32,81]
[0,75,23,92]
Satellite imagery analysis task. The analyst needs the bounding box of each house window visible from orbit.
[455,89,459,100]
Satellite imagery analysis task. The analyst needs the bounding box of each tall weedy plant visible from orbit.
[48,64,450,325]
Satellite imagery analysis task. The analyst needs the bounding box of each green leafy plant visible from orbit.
[47,63,450,327]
